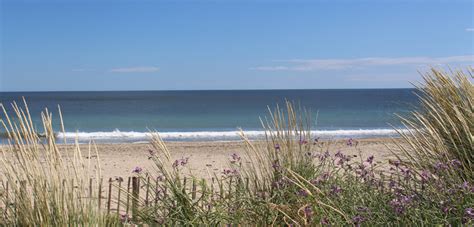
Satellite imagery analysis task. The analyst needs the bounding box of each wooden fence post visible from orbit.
[98,178,103,210]
[228,176,233,198]
[210,177,215,206]
[107,178,112,214]
[116,179,122,217]
[89,178,93,207]
[183,177,187,194]
[61,179,66,209]
[199,178,205,209]
[219,177,224,199]
[145,176,150,206]
[132,177,140,222]
[192,179,197,200]
[125,177,131,217]
[154,177,160,206]
[245,177,249,193]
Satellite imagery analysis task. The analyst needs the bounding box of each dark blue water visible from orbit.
[0,89,418,142]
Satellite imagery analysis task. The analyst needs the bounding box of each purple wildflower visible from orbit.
[389,199,405,215]
[319,150,330,161]
[389,159,401,168]
[120,213,130,223]
[173,157,189,168]
[434,162,448,172]
[231,153,240,160]
[230,153,241,163]
[335,153,351,166]
[449,159,462,168]
[311,172,330,185]
[356,206,369,213]
[389,180,396,188]
[148,149,155,155]
[390,194,415,216]
[347,138,354,146]
[274,144,280,151]
[222,168,239,176]
[366,155,374,164]
[272,179,286,188]
[297,189,309,197]
[131,166,142,174]
[172,160,179,168]
[320,217,330,225]
[352,215,365,226]
[442,206,453,214]
[330,185,342,196]
[313,137,320,145]
[420,170,431,183]
[299,139,308,145]
[461,181,470,190]
[400,168,412,180]
[272,160,281,170]
[304,205,313,220]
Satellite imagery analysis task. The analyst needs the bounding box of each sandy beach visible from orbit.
[50,138,403,180]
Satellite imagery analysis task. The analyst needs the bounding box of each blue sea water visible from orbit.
[0,89,418,143]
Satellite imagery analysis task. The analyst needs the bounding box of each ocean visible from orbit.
[0,89,418,143]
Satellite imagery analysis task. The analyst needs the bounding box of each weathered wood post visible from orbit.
[116,178,122,217]
[125,177,131,217]
[132,177,140,222]
[107,178,113,214]
[145,176,150,206]
[98,178,103,210]
[192,179,197,200]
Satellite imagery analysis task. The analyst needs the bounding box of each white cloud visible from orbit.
[466,28,474,32]
[252,55,474,71]
[109,66,160,73]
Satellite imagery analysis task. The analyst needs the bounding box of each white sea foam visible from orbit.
[56,128,405,142]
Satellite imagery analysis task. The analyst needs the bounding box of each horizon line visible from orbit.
[0,87,416,93]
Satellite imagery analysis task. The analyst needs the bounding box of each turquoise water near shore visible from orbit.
[0,89,418,143]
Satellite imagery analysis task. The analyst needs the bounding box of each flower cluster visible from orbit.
[230,153,241,164]
[222,168,239,176]
[131,166,143,174]
[389,194,415,215]
[172,157,189,168]
[120,213,130,223]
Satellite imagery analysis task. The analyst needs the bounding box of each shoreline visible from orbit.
[1,137,403,180]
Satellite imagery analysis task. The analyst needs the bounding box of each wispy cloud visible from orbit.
[252,55,474,71]
[466,28,474,32]
[109,66,160,73]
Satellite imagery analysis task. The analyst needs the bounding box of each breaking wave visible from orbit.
[52,128,404,143]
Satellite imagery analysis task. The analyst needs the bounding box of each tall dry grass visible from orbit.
[0,99,115,226]
[0,67,471,226]
[138,81,474,225]
[395,68,473,180]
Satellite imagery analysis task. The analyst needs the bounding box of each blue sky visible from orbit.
[1,0,473,91]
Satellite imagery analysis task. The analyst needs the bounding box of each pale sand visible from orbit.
[64,138,403,180]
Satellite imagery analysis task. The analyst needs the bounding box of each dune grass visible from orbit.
[0,67,472,226]
[0,100,117,226]
[135,68,473,226]
[395,68,473,180]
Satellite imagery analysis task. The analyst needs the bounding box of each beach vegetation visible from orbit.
[0,67,472,226]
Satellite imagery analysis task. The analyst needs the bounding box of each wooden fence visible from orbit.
[0,176,253,221]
